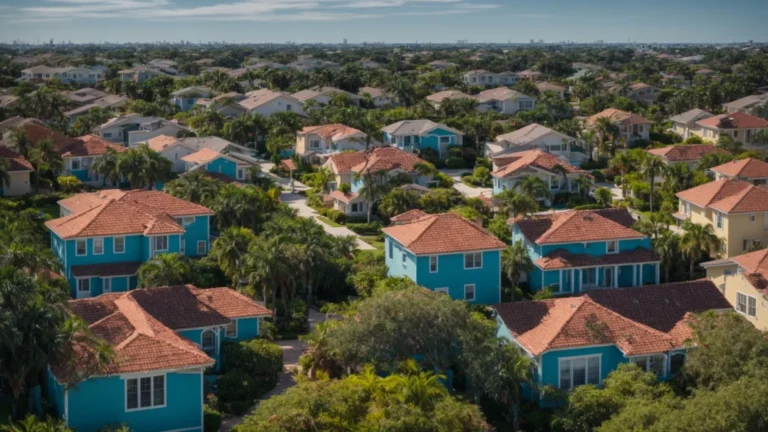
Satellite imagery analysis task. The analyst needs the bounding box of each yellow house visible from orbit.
[702,249,768,330]
[321,151,368,191]
[711,157,768,186]
[675,179,768,258]
[295,124,367,161]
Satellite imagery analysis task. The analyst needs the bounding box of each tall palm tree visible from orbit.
[356,171,389,223]
[379,188,420,218]
[210,227,257,287]
[594,117,620,157]
[92,148,122,187]
[513,175,551,202]
[608,151,634,198]
[640,154,666,213]
[495,190,539,218]
[116,147,145,189]
[7,127,32,158]
[578,129,596,162]
[163,171,220,205]
[137,253,191,288]
[138,145,172,188]
[697,152,734,171]
[382,370,447,412]
[501,240,533,289]
[664,163,694,193]
[244,236,297,319]
[681,221,721,279]
[28,138,63,193]
[551,164,570,190]
[654,230,681,283]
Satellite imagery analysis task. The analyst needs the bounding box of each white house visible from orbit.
[291,87,363,106]
[486,123,586,166]
[359,87,395,107]
[99,115,189,147]
[20,66,104,85]
[475,87,536,115]
[669,108,713,140]
[0,146,33,196]
[723,94,768,115]
[238,89,304,117]
[296,124,368,160]
[462,70,520,87]
[585,108,652,144]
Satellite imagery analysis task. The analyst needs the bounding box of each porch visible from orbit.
[543,262,661,294]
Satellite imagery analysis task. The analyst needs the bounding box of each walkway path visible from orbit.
[441,169,492,198]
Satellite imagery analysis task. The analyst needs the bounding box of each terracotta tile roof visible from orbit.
[491,150,589,178]
[731,249,768,294]
[696,112,768,130]
[390,209,428,223]
[329,190,359,204]
[475,87,531,103]
[645,144,727,162]
[1,120,79,153]
[146,135,180,152]
[182,148,222,164]
[70,262,142,277]
[585,108,652,126]
[676,179,768,213]
[0,146,33,171]
[351,146,426,175]
[426,90,472,103]
[536,247,658,269]
[493,280,731,356]
[711,158,768,179]
[299,124,364,141]
[280,159,297,171]
[382,212,506,255]
[61,135,126,157]
[325,151,368,174]
[513,208,643,244]
[536,82,565,92]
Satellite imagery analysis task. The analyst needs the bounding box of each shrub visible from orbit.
[445,157,467,169]
[324,209,346,224]
[580,159,608,170]
[346,221,382,235]
[552,191,573,205]
[590,169,606,183]
[337,183,351,193]
[57,175,83,194]
[217,370,273,414]
[573,203,605,210]
[204,405,222,432]
[223,339,283,377]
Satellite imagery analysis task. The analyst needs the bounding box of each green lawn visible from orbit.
[360,235,384,251]
[38,203,61,220]
[316,216,343,227]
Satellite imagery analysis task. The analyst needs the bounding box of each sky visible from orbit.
[0,0,766,45]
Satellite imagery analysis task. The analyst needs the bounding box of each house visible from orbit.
[491,150,590,204]
[462,70,520,87]
[536,82,566,98]
[47,285,270,432]
[148,59,178,70]
[237,89,304,117]
[328,190,368,217]
[193,92,248,118]
[510,208,661,294]
[711,158,768,185]
[383,212,506,303]
[291,87,363,106]
[321,151,369,191]
[20,66,104,85]
[0,118,78,154]
[296,124,367,160]
[349,147,433,193]
[571,62,600,72]
[381,120,463,160]
[493,280,731,404]
[692,112,768,150]
[475,87,536,115]
[358,87,394,108]
[47,190,214,298]
[585,108,652,144]
[182,148,256,182]
[703,249,768,330]
[170,87,215,112]
[645,144,727,169]
[425,90,473,108]
[146,135,196,172]
[669,108,713,139]
[118,65,173,83]
[60,135,126,186]
[64,95,128,124]
[244,59,288,69]
[675,179,768,257]
[99,115,189,147]
[0,146,33,196]
[427,60,457,70]
[390,208,428,224]
[517,70,543,81]
[59,88,107,106]
[723,94,768,115]
[0,95,18,110]
[486,124,586,166]
[620,83,661,104]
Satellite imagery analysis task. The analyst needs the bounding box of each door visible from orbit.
[604,268,613,287]
[102,277,111,293]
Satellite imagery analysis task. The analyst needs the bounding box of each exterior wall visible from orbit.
[182,215,210,257]
[333,198,367,216]
[225,317,260,341]
[172,96,200,112]
[384,237,418,281]
[1,171,32,196]
[419,128,462,159]
[161,145,196,173]
[539,345,627,390]
[65,371,204,432]
[692,126,768,149]
[178,328,221,370]
[493,171,581,203]
[707,264,768,329]
[679,200,768,258]
[205,157,238,179]
[46,369,66,418]
[414,250,501,304]
[248,97,305,117]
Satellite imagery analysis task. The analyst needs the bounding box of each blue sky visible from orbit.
[0,0,766,44]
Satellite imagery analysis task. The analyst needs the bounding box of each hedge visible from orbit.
[445,157,468,169]
[217,370,271,415]
[223,339,283,377]
[204,405,222,432]
[345,221,382,235]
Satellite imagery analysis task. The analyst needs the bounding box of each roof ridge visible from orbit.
[541,296,589,352]
[403,213,440,246]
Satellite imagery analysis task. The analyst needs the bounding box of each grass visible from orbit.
[359,235,384,251]
[316,216,343,227]
[38,203,60,220]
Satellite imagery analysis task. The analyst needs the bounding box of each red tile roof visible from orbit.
[696,111,768,130]
[0,146,33,171]
[298,124,363,140]
[382,212,506,254]
[53,285,271,382]
[352,147,426,175]
[146,135,179,152]
[59,189,213,217]
[390,209,428,223]
[645,144,727,162]
[325,151,368,174]
[329,190,359,204]
[585,108,652,126]
[536,247,658,269]
[676,179,768,213]
[711,158,768,179]
[491,150,590,178]
[513,208,643,245]
[493,280,731,356]
[731,249,768,293]
[182,147,221,164]
[4,121,79,153]
[61,135,126,157]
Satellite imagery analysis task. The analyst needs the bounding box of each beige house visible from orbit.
[585,108,652,143]
[691,112,768,149]
[702,249,768,330]
[425,90,473,109]
[486,123,586,166]
[0,146,33,196]
[536,82,566,98]
[723,94,768,114]
[675,179,768,257]
[359,87,394,108]
[623,83,660,104]
[328,190,367,217]
[322,152,368,191]
[711,158,768,185]
[669,108,713,139]
[462,70,520,86]
[645,144,727,169]
[291,87,363,106]
[295,124,367,160]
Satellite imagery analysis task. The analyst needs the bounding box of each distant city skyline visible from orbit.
[0,0,766,45]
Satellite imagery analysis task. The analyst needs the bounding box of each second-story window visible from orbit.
[114,236,125,253]
[606,240,618,254]
[716,212,723,229]
[93,238,104,255]
[429,256,438,273]
[76,239,87,256]
[201,330,216,354]
[464,252,482,269]
[153,236,168,252]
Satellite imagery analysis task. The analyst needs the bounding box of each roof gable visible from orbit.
[491,150,587,178]
[645,144,726,162]
[382,212,506,254]
[711,158,768,178]
[513,208,642,244]
[676,179,768,213]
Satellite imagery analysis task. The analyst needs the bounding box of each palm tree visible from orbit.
[266,134,294,164]
[92,147,122,187]
[595,187,613,207]
[717,133,743,154]
[28,138,63,193]
[7,127,32,158]
[502,240,533,289]
[164,171,221,205]
[578,129,596,162]
[137,253,191,288]
[640,154,666,213]
[210,227,257,287]
[681,221,721,279]
[697,152,734,171]
[116,147,145,189]
[664,163,694,193]
[0,158,10,190]
[413,161,438,178]
[513,175,551,202]
[654,230,681,283]
[1,415,73,432]
[594,117,620,156]
[382,370,447,411]
[551,164,570,191]
[608,151,634,198]
[495,190,539,218]
[244,236,297,319]
[379,188,420,218]
[356,171,389,223]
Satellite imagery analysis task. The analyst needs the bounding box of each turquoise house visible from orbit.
[382,211,507,304]
[492,280,731,406]
[349,146,435,194]
[510,208,661,294]
[182,148,256,183]
[60,135,126,187]
[47,190,214,298]
[381,119,463,160]
[47,285,271,432]
[170,86,214,112]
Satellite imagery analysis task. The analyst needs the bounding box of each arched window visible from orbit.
[201,330,216,354]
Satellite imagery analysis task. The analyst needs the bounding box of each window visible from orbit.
[70,158,81,170]
[549,144,562,152]
[76,239,87,256]
[684,202,691,215]
[429,256,438,273]
[464,252,482,269]
[737,292,757,317]
[751,215,757,223]
[351,203,359,213]
[153,236,168,252]
[77,278,90,295]
[464,284,476,301]
[388,240,393,259]
[103,132,112,138]
[103,277,111,293]
[126,375,165,410]
[197,241,206,255]
[310,140,320,148]
[237,169,244,179]
[631,355,666,376]
[93,238,104,255]
[559,355,600,390]
[286,104,292,111]
[670,353,686,375]
[716,212,723,229]
[226,321,237,338]
[606,240,618,254]
[404,136,411,145]
[550,176,560,190]
[439,136,451,144]
[604,267,614,287]
[402,252,407,268]
[180,237,185,254]
[434,287,449,295]
[519,99,534,110]
[201,330,216,354]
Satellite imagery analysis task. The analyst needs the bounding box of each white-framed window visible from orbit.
[182,216,195,225]
[310,140,320,149]
[684,202,691,215]
[93,237,104,255]
[429,256,438,273]
[103,277,111,293]
[351,203,359,213]
[225,321,237,338]
[550,176,559,191]
[439,136,451,144]
[286,104,292,111]
[606,240,618,254]
[548,144,562,152]
[76,239,87,256]
[388,240,393,259]
[77,278,90,295]
[402,252,407,268]
[70,158,81,170]
[631,355,666,376]
[237,169,244,180]
[464,284,476,301]
[126,375,165,411]
[201,330,216,354]
[737,292,757,317]
[716,212,723,229]
[180,238,186,254]
[434,287,449,295]
[464,252,482,269]
[559,355,600,390]
[519,99,534,110]
[197,241,206,255]
[153,236,168,252]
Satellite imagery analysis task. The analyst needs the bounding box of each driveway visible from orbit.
[440,169,492,198]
